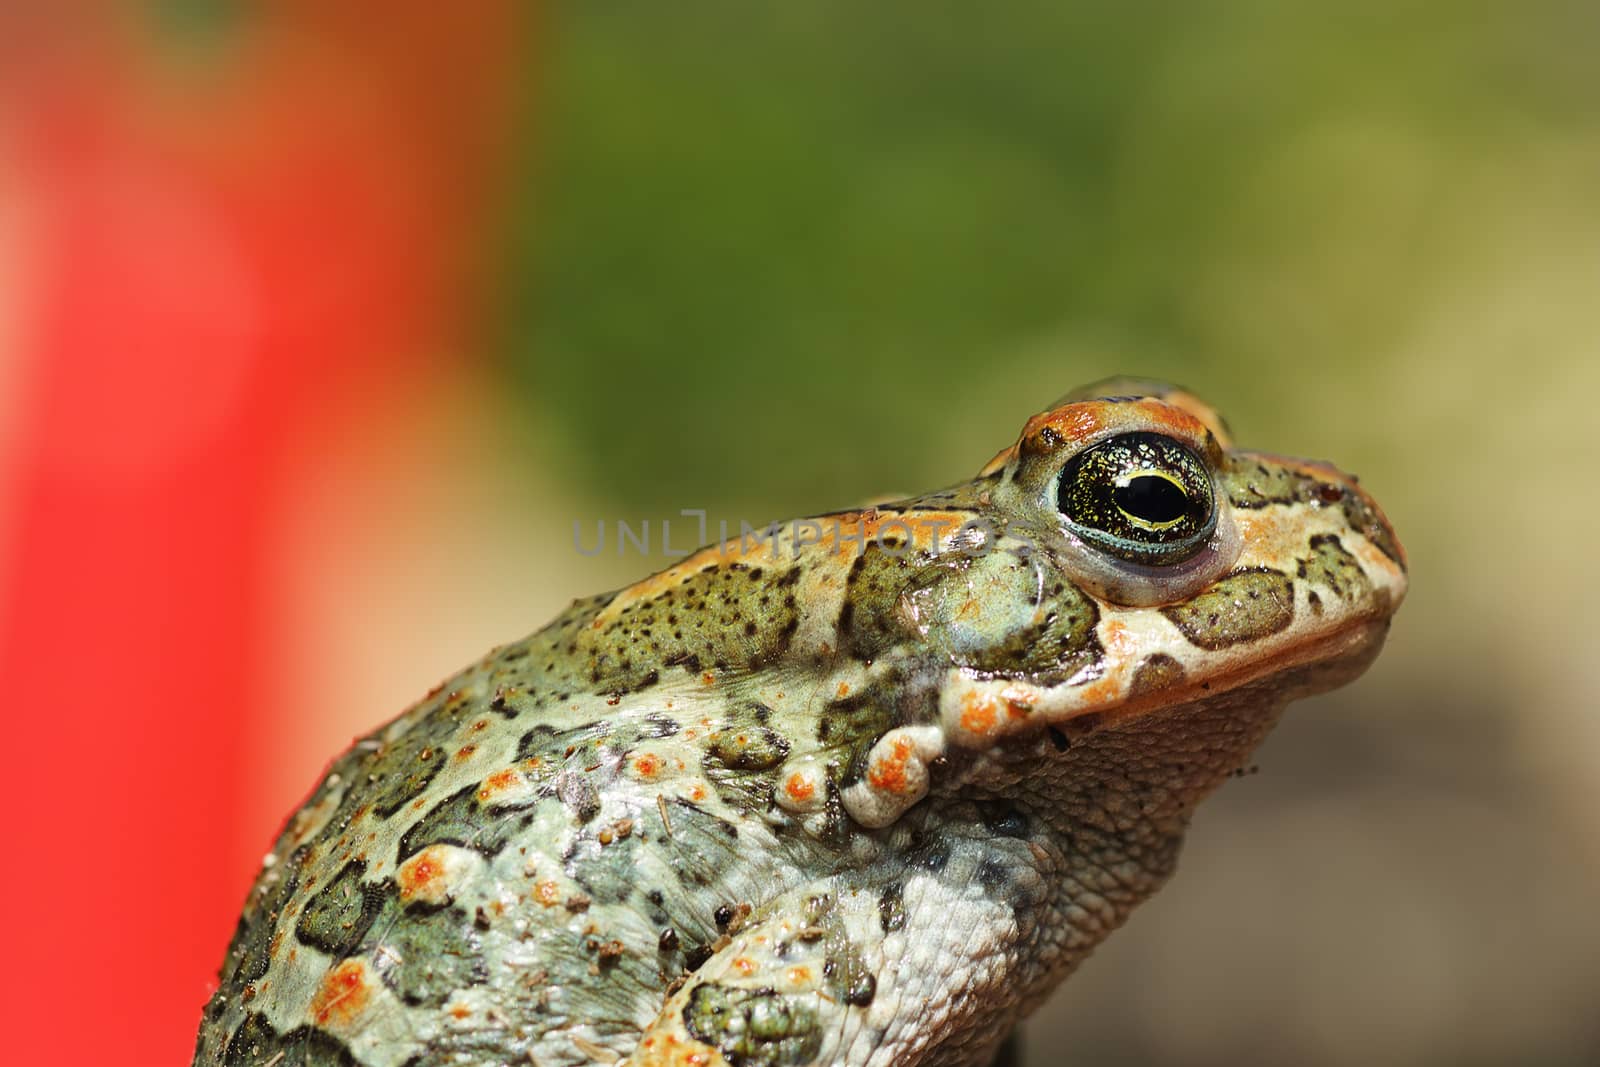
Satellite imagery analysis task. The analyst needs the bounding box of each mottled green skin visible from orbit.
[194,383,1406,1067]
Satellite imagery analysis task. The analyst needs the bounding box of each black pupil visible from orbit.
[1113,475,1189,524]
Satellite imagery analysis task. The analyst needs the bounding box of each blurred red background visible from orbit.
[0,5,522,1062]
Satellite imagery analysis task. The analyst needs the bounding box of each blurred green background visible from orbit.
[483,4,1599,1064]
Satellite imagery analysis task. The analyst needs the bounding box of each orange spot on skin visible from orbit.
[448,1003,471,1020]
[1040,399,1208,447]
[533,880,562,907]
[981,397,1217,477]
[1234,511,1264,543]
[784,774,814,802]
[701,672,716,686]
[959,690,999,738]
[478,768,522,803]
[836,682,850,698]
[688,783,707,802]
[634,753,663,778]
[1056,405,1103,443]
[311,959,371,1028]
[732,957,756,976]
[1076,676,1122,709]
[1134,399,1209,439]
[1079,624,1135,709]
[397,848,447,903]
[1100,619,1134,655]
[867,736,916,794]
[786,965,812,985]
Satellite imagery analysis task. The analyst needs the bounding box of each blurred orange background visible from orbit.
[2,4,1597,1065]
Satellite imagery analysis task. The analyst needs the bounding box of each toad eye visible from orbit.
[1056,432,1216,564]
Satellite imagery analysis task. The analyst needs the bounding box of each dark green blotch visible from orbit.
[398,784,526,861]
[222,1013,357,1067]
[293,860,392,958]
[796,892,874,1007]
[364,902,487,1007]
[664,798,745,890]
[818,777,852,849]
[518,715,678,769]
[1297,533,1373,607]
[517,720,602,764]
[707,725,790,771]
[355,685,491,820]
[878,881,906,933]
[838,542,925,660]
[824,937,876,1008]
[817,682,903,793]
[906,549,1101,685]
[220,845,305,990]
[817,687,896,751]
[367,737,447,819]
[1162,568,1295,650]
[221,1012,280,1067]
[684,984,822,1067]
[548,562,803,695]
[1129,652,1186,696]
[703,722,792,813]
[1341,491,1405,568]
[1219,457,1312,509]
[566,824,642,904]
